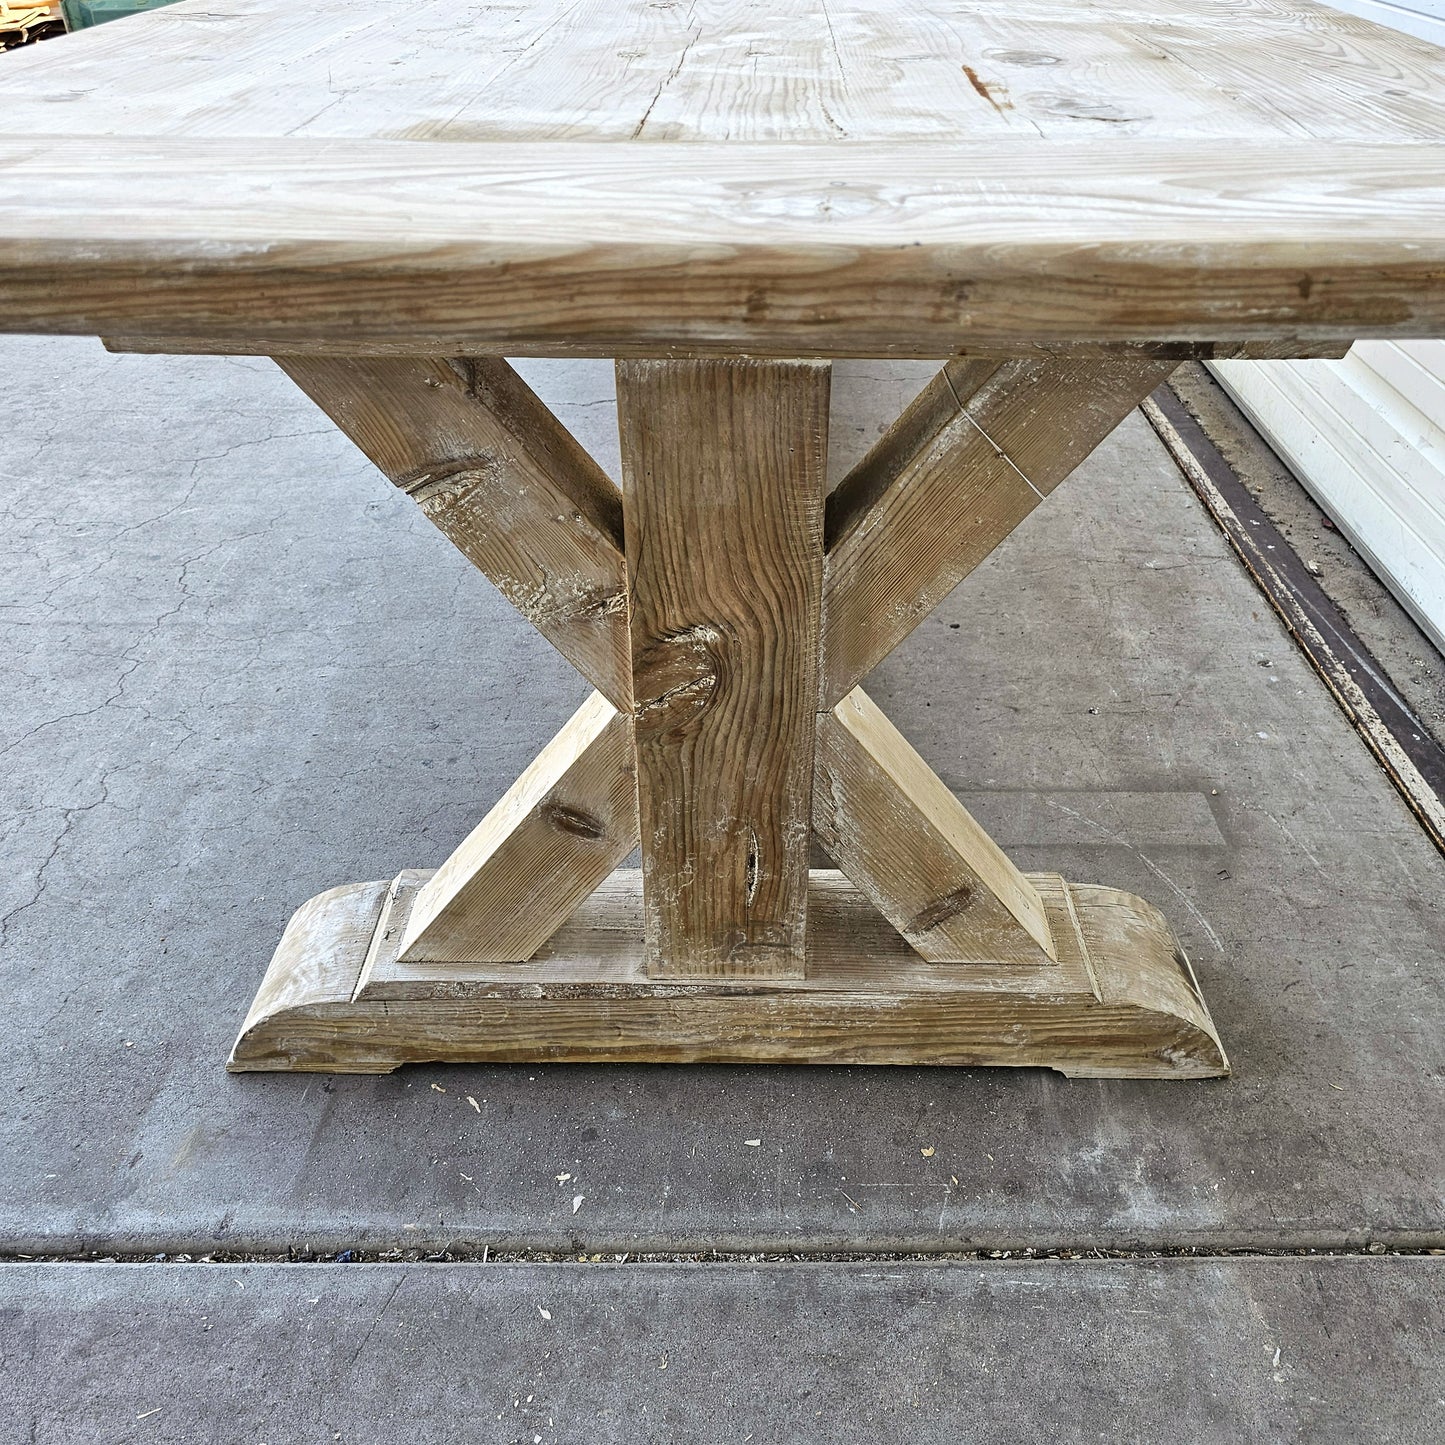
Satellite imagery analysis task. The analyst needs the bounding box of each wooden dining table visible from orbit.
[2,0,1442,1077]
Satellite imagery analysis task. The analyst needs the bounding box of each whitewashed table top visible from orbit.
[1,0,1443,355]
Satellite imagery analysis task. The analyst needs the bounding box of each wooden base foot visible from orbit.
[229,871,1228,1079]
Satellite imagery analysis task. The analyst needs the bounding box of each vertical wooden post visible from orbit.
[617,360,829,979]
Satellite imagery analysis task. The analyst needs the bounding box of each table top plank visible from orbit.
[5,0,1443,145]
[1,0,1443,353]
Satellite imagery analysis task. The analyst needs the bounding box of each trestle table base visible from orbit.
[220,349,1230,1080]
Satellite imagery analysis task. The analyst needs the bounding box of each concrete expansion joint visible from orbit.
[4,1242,1443,1268]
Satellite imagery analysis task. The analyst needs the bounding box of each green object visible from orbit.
[60,0,184,28]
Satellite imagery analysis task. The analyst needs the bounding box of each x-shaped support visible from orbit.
[279,350,1176,983]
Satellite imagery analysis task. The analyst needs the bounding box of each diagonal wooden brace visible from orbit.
[822,355,1179,704]
[277,355,642,962]
[814,687,1057,964]
[810,354,1177,960]
[397,690,634,964]
[277,354,632,706]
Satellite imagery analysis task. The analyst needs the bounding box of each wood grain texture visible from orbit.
[397,692,636,965]
[277,354,629,703]
[232,878,390,1059]
[106,337,1357,362]
[618,360,829,979]
[358,871,1083,1000]
[3,141,1445,355]
[815,688,1057,964]
[822,356,1178,700]
[5,0,1442,146]
[4,0,1444,353]
[230,870,1228,1078]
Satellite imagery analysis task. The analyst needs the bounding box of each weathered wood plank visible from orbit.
[6,0,1445,354]
[397,692,636,965]
[814,688,1057,964]
[618,359,829,979]
[277,354,630,704]
[822,356,1177,701]
[5,0,1443,147]
[232,870,1229,1079]
[364,870,1078,1000]
[4,140,1445,355]
[105,337,1356,362]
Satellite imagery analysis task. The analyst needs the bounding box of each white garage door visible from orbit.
[1212,345,1445,652]
[1315,0,1443,44]
[1209,2,1445,653]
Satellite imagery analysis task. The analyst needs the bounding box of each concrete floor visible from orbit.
[2,338,1443,1435]
[4,1258,1442,1444]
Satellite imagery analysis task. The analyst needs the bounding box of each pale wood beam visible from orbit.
[8,137,1444,357]
[821,356,1178,703]
[278,354,631,706]
[618,358,829,979]
[814,688,1057,964]
[237,869,1229,1080]
[398,691,635,964]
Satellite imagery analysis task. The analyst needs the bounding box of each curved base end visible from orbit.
[228,879,399,1073]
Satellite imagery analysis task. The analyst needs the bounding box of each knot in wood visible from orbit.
[907,885,976,937]
[632,623,730,737]
[539,801,608,842]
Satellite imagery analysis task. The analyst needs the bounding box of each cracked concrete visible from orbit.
[0,348,1442,1226]
[1,339,1443,1432]
[2,339,1443,1257]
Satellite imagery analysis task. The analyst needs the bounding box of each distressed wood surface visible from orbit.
[277,355,1190,976]
[3,0,1443,353]
[619,360,829,980]
[5,0,1442,145]
[233,879,390,1048]
[215,344,1239,1068]
[814,688,1057,965]
[2,140,1443,355]
[279,355,629,703]
[822,355,1177,700]
[398,692,636,965]
[231,870,1228,1078]
[105,337,1357,362]
[358,871,1085,1001]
